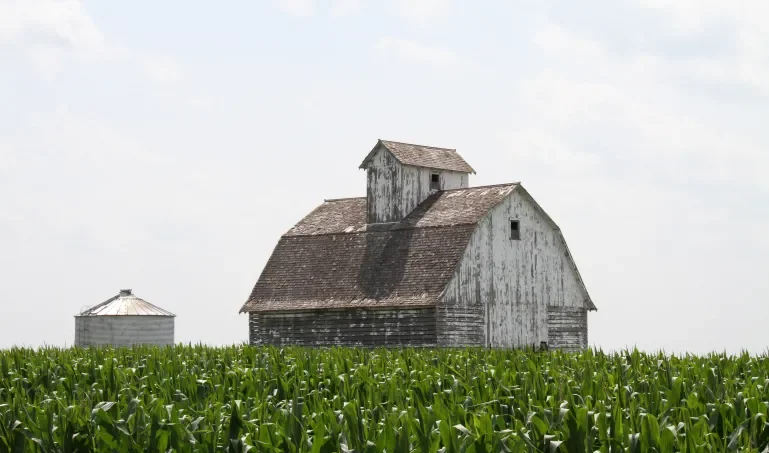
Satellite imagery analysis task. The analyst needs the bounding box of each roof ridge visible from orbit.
[440,182,520,192]
[379,139,455,151]
[283,222,478,238]
[323,196,366,202]
[319,183,520,201]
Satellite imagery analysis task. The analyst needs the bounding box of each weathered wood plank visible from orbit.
[250,308,437,347]
[547,305,587,351]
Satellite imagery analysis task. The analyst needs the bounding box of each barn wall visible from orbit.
[440,190,588,349]
[434,169,468,191]
[249,308,437,347]
[366,147,469,224]
[438,222,487,347]
[366,148,400,223]
[74,316,174,347]
[547,306,587,352]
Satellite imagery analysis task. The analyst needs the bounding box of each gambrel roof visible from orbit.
[240,184,596,313]
[359,139,476,174]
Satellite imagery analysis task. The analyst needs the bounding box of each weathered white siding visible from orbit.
[439,189,588,349]
[74,316,174,347]
[366,147,469,223]
[439,171,469,190]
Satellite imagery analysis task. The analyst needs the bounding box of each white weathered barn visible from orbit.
[75,289,175,347]
[240,139,596,350]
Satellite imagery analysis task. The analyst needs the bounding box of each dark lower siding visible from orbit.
[248,312,260,345]
[436,305,484,347]
[547,305,587,352]
[249,308,437,347]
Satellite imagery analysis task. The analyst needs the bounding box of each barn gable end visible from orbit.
[438,186,594,350]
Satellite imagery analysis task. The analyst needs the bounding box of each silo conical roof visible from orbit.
[76,289,175,317]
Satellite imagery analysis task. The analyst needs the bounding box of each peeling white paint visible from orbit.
[365,146,469,223]
[440,189,588,349]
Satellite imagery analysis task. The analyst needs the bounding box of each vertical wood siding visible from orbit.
[437,171,468,191]
[366,147,469,224]
[547,306,587,351]
[74,316,174,347]
[440,190,588,348]
[438,222,487,347]
[249,308,437,347]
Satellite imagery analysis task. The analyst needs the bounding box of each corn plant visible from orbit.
[1,345,769,452]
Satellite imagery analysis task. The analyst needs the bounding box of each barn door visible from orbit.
[547,306,587,352]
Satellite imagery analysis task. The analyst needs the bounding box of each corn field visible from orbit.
[1,345,769,452]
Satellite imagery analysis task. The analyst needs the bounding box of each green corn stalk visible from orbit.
[3,345,769,452]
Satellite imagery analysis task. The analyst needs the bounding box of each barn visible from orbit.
[240,139,596,350]
[75,289,175,347]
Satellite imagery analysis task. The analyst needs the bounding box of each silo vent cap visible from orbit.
[119,289,132,296]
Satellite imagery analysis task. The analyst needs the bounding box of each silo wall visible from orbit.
[74,316,174,347]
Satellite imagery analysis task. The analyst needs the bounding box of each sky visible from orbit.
[0,0,767,354]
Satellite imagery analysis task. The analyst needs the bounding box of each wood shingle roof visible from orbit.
[240,184,517,313]
[359,139,476,173]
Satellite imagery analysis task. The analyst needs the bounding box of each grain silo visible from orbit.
[74,289,175,347]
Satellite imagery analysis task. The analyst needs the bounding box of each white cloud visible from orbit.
[273,0,315,17]
[0,0,190,86]
[0,0,104,52]
[330,0,360,17]
[516,23,769,191]
[394,0,450,26]
[532,23,605,61]
[377,36,459,66]
[0,0,105,77]
[635,1,769,96]
[143,56,183,82]
[636,1,769,33]
[0,143,18,174]
[188,97,214,107]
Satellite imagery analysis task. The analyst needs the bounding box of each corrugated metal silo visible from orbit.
[74,289,175,347]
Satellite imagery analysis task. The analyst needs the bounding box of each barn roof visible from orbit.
[359,139,476,174]
[242,184,520,313]
[77,289,175,317]
[240,183,596,314]
[287,183,517,236]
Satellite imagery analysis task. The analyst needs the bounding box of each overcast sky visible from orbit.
[1,0,767,354]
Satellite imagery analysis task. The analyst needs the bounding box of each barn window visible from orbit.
[510,220,520,240]
[430,173,440,191]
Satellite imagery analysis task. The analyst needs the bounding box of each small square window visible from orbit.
[510,220,520,240]
[430,173,441,191]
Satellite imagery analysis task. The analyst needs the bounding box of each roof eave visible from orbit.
[240,301,438,313]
